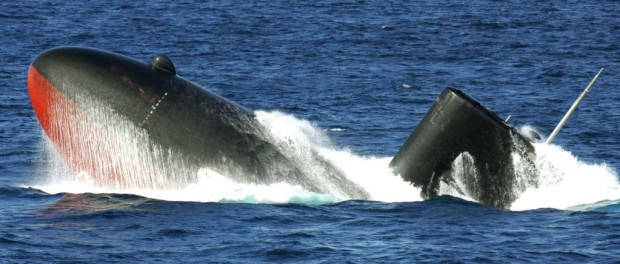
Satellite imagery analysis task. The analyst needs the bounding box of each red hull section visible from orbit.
[27,66,54,136]
[28,65,125,186]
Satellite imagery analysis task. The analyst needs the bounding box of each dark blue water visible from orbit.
[2,0,620,262]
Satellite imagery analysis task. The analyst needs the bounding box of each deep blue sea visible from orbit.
[2,0,620,263]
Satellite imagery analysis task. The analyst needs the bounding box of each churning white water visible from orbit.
[511,142,620,211]
[33,111,620,210]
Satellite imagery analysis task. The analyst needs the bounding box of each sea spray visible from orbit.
[508,126,620,210]
[39,93,197,190]
[255,110,422,202]
[317,148,423,202]
[434,129,539,208]
[254,110,362,199]
[34,109,620,209]
[433,125,620,211]
[34,110,421,203]
[511,143,620,210]
[437,152,480,202]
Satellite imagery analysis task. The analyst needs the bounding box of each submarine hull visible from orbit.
[27,47,368,198]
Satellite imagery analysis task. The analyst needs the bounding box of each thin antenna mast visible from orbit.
[545,68,604,144]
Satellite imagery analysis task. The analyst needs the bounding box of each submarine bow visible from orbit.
[27,47,369,199]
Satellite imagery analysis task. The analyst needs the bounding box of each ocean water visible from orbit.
[2,0,620,262]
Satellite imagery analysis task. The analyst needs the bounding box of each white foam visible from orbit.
[33,166,341,204]
[32,110,619,210]
[254,111,422,202]
[317,148,422,202]
[510,143,620,211]
[33,110,421,204]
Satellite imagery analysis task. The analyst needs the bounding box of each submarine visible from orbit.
[27,47,538,208]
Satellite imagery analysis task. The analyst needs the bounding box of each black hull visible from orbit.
[390,88,536,208]
[28,47,369,198]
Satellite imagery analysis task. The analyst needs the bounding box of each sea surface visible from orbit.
[2,0,620,263]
